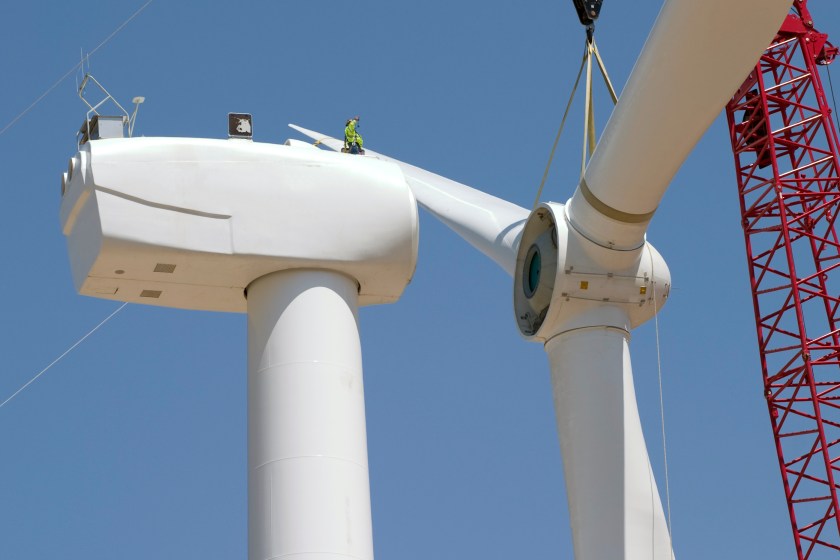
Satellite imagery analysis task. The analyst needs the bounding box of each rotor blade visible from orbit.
[547,322,672,559]
[290,124,529,276]
[568,0,792,249]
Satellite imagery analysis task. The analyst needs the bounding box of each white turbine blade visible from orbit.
[288,124,346,152]
[569,0,792,249]
[290,124,528,276]
[547,324,672,559]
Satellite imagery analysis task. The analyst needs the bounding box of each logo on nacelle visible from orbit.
[228,113,253,139]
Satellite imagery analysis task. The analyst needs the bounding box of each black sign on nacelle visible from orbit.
[229,113,253,139]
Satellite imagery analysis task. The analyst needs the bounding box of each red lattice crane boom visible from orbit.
[725,1,840,557]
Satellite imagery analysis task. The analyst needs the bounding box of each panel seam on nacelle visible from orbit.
[95,185,232,219]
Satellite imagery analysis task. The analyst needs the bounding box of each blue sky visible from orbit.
[2,1,840,559]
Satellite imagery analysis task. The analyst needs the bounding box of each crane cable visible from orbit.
[533,36,618,209]
[652,278,675,559]
[533,44,588,209]
[0,0,154,137]
[0,303,128,410]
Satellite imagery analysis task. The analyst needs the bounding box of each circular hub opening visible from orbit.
[523,244,541,299]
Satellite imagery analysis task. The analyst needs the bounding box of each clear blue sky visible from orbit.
[2,1,840,558]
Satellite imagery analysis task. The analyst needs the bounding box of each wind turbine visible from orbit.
[60,134,418,560]
[292,0,794,557]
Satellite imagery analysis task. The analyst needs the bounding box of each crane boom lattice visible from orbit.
[725,2,840,557]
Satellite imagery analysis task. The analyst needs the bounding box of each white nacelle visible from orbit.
[513,202,671,340]
[60,137,419,312]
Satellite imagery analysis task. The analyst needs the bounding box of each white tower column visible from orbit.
[247,269,374,560]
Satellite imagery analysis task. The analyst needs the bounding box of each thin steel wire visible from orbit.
[0,0,154,137]
[534,43,589,209]
[652,278,675,559]
[0,303,128,410]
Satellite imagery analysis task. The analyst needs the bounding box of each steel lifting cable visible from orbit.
[651,267,675,559]
[533,43,590,209]
[0,303,128,410]
[0,0,154,137]
[533,36,619,209]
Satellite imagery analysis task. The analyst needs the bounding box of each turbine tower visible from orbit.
[60,133,418,560]
[293,0,794,557]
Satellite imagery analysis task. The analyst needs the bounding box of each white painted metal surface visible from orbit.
[60,137,419,311]
[248,269,373,560]
[569,0,793,249]
[547,322,672,560]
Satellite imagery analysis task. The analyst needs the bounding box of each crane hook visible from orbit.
[571,0,603,42]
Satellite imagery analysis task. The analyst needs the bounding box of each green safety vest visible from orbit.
[344,120,363,148]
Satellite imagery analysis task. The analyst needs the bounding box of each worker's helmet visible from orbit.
[354,115,360,122]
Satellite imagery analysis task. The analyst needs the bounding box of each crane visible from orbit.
[725,1,840,557]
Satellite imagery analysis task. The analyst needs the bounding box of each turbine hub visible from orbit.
[513,202,670,341]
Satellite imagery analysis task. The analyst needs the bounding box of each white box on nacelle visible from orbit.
[60,137,419,312]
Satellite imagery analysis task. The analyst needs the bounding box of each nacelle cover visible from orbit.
[60,137,419,312]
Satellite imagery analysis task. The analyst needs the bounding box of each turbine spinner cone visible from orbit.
[514,203,671,341]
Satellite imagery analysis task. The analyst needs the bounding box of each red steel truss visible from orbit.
[725,1,840,557]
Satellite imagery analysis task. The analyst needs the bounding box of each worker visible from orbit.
[343,116,365,155]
